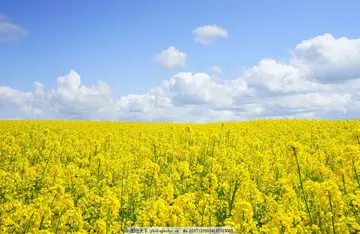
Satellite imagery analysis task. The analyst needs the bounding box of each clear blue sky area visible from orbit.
[2,0,359,96]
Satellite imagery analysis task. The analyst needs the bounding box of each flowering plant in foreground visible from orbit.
[0,120,360,233]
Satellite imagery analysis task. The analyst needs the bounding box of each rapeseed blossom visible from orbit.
[0,119,360,233]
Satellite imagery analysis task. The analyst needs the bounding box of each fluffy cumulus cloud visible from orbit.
[193,25,228,45]
[291,34,360,83]
[2,33,360,122]
[0,14,27,43]
[155,46,187,69]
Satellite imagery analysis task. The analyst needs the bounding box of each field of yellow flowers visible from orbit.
[1,120,360,233]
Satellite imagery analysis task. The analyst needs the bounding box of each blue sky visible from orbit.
[1,0,360,121]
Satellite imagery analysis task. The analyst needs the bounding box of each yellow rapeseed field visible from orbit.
[1,120,360,233]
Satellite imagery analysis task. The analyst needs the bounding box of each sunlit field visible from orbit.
[1,120,360,233]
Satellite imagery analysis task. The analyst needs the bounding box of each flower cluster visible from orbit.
[0,119,360,233]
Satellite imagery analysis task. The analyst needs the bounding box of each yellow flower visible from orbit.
[0,119,359,232]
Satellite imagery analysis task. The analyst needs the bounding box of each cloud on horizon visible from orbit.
[1,33,360,122]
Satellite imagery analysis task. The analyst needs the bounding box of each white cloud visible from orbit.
[0,14,27,43]
[0,86,32,106]
[243,59,328,93]
[161,72,247,107]
[155,46,187,69]
[210,65,222,73]
[193,25,228,45]
[291,34,360,83]
[1,33,360,122]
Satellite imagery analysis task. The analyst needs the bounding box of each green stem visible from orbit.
[328,192,336,234]
[106,207,111,234]
[23,212,35,234]
[342,174,347,195]
[352,160,360,188]
[228,180,240,217]
[39,211,46,230]
[54,209,65,234]
[293,147,313,225]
